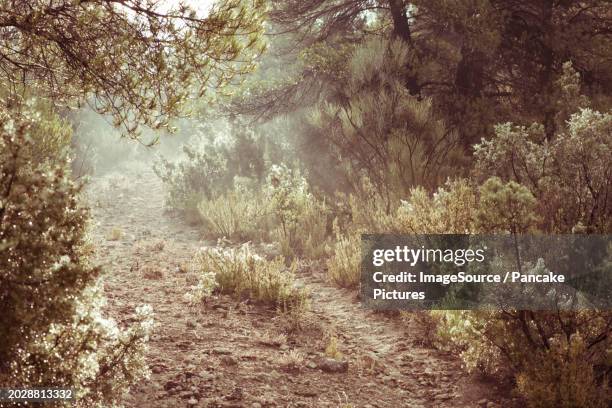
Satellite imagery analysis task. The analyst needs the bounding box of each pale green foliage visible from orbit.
[266,164,329,259]
[435,308,611,407]
[475,177,539,233]
[326,227,362,288]
[475,105,611,233]
[346,175,395,233]
[0,0,268,139]
[27,98,73,167]
[198,183,267,241]
[552,62,592,126]
[390,173,609,407]
[193,244,309,312]
[0,102,152,406]
[154,142,228,214]
[327,178,479,287]
[184,272,219,305]
[155,121,269,224]
[394,179,479,234]
[517,334,608,408]
[311,38,464,207]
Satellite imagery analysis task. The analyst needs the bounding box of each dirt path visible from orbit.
[87,166,514,408]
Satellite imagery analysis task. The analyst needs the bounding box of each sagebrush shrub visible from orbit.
[154,142,228,213]
[266,164,329,259]
[393,168,610,407]
[474,107,611,233]
[154,120,268,221]
[193,244,309,312]
[0,102,152,406]
[198,183,268,241]
[326,228,362,288]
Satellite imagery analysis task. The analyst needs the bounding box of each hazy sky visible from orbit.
[163,0,215,15]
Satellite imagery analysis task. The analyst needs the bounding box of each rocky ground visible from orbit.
[86,165,517,408]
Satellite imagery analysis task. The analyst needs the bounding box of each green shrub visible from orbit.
[0,103,152,406]
[393,172,610,407]
[326,225,362,288]
[266,164,329,260]
[474,107,611,233]
[198,183,267,241]
[193,244,309,312]
[154,120,268,220]
[310,38,465,207]
[154,141,228,213]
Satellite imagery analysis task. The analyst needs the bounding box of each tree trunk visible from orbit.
[388,0,420,96]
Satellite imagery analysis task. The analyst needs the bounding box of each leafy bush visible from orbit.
[198,183,268,241]
[475,108,611,233]
[154,120,268,222]
[193,244,309,312]
[516,334,608,408]
[0,103,152,406]
[154,141,228,215]
[394,173,609,407]
[266,164,329,259]
[393,179,479,234]
[310,38,465,207]
[326,227,362,288]
[185,272,219,305]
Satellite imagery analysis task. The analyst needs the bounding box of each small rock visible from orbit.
[306,361,317,369]
[226,387,243,401]
[477,399,488,407]
[220,355,238,366]
[434,393,453,401]
[179,390,193,399]
[151,364,165,374]
[294,389,318,398]
[187,397,198,405]
[163,380,180,391]
[251,403,262,408]
[213,348,232,355]
[317,358,349,373]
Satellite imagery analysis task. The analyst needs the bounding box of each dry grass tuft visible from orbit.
[106,227,123,241]
[193,244,309,312]
[142,266,163,280]
[278,349,304,372]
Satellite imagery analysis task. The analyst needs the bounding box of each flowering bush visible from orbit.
[185,272,219,305]
[326,226,362,288]
[193,244,309,312]
[474,107,611,233]
[154,141,228,221]
[266,164,329,259]
[154,120,268,224]
[0,103,152,406]
[198,182,268,241]
[392,171,609,407]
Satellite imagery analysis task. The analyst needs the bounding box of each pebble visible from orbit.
[317,358,349,373]
[220,355,238,366]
